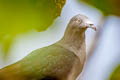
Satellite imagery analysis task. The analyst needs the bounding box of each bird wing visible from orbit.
[0,44,81,80]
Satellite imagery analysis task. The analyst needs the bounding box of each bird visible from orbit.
[0,14,96,80]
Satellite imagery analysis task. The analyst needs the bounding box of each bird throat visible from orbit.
[58,26,86,62]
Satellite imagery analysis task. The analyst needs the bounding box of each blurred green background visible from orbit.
[0,0,65,54]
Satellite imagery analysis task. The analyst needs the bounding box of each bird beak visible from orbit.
[87,24,96,31]
[86,20,96,31]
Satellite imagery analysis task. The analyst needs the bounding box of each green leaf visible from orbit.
[109,64,120,80]
[0,0,66,54]
[81,0,120,16]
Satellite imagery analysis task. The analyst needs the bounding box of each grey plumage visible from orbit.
[0,14,95,80]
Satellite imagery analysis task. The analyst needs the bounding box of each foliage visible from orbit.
[81,0,120,16]
[0,0,66,53]
[109,65,120,80]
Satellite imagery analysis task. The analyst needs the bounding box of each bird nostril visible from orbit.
[89,24,94,26]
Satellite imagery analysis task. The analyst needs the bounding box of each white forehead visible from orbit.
[71,14,93,24]
[72,14,88,20]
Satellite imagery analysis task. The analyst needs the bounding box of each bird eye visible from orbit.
[74,18,78,21]
[77,19,81,23]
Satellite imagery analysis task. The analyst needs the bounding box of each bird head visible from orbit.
[68,14,96,31]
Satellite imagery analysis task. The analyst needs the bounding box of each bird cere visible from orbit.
[0,14,95,80]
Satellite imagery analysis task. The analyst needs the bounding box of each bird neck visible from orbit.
[58,26,86,59]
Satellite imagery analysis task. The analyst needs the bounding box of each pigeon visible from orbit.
[0,14,96,80]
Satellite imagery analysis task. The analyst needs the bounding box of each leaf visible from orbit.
[109,64,120,80]
[81,0,120,16]
[0,0,66,54]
